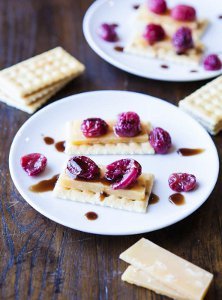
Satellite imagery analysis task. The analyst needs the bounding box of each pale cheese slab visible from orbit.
[120,238,213,300]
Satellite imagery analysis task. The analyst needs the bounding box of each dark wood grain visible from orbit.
[0,0,221,299]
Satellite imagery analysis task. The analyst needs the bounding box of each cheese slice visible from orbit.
[120,238,213,300]
[122,265,185,300]
[58,167,151,201]
[66,120,151,145]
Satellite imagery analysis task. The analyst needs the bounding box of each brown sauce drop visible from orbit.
[218,15,222,19]
[100,192,109,201]
[43,136,54,145]
[29,174,59,193]
[169,193,185,206]
[190,70,198,73]
[149,193,159,205]
[161,64,169,69]
[55,141,65,152]
[177,148,205,156]
[133,4,140,9]
[85,211,98,220]
[114,46,124,52]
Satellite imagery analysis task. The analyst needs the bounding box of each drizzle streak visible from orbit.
[169,193,185,206]
[29,174,59,193]
[177,148,205,156]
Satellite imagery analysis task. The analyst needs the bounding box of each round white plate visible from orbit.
[9,91,219,235]
[83,0,222,81]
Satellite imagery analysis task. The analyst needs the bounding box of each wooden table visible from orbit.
[0,0,221,299]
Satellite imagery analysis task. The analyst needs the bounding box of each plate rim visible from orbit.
[82,0,222,82]
[9,90,220,235]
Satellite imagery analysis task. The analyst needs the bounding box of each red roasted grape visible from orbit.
[143,24,165,45]
[148,0,167,14]
[168,173,196,192]
[66,156,100,180]
[149,127,171,154]
[171,5,196,22]
[81,118,108,138]
[172,27,194,54]
[98,23,118,42]
[20,153,47,176]
[203,54,222,71]
[114,112,141,137]
[105,159,142,190]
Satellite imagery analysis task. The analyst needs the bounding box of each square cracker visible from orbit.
[136,4,208,40]
[179,75,222,135]
[0,77,71,113]
[53,170,154,213]
[0,47,85,97]
[124,28,204,66]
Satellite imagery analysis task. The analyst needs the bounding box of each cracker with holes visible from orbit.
[179,75,222,135]
[0,47,85,113]
[65,112,155,155]
[124,2,207,66]
[53,156,154,213]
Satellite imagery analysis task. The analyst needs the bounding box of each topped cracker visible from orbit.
[136,4,208,40]
[0,47,85,97]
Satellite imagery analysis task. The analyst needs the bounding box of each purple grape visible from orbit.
[98,23,118,42]
[143,24,165,45]
[168,173,196,192]
[20,153,47,176]
[114,112,141,137]
[105,159,142,190]
[172,27,194,54]
[81,118,108,138]
[149,127,171,154]
[66,156,100,180]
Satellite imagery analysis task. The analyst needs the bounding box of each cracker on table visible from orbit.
[179,75,222,135]
[53,171,154,213]
[0,77,71,113]
[0,47,85,97]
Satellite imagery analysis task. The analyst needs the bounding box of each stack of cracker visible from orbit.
[179,75,222,135]
[0,47,85,113]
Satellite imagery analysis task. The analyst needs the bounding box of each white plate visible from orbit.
[9,91,219,235]
[83,0,222,81]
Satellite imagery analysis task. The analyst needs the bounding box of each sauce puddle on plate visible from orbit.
[43,136,54,145]
[177,148,205,156]
[160,64,169,69]
[149,193,159,205]
[85,212,98,220]
[29,174,59,193]
[55,141,65,152]
[169,193,185,206]
[114,46,124,52]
